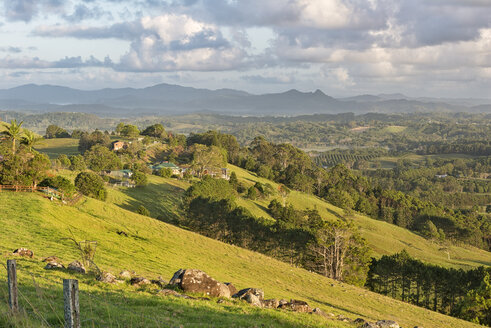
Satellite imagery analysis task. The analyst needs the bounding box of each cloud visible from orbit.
[0,46,22,53]
[241,74,295,84]
[0,55,112,69]
[63,4,112,22]
[4,0,66,22]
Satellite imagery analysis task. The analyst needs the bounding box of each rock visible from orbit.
[263,299,280,309]
[245,293,263,307]
[44,262,65,270]
[130,277,151,286]
[169,268,185,286]
[354,318,368,325]
[362,323,378,328]
[13,248,34,258]
[151,276,168,288]
[337,314,351,322]
[312,307,331,318]
[376,320,399,328]
[278,299,289,307]
[119,270,133,280]
[67,261,86,274]
[233,288,265,301]
[224,282,238,296]
[42,256,60,263]
[97,272,116,284]
[278,299,312,313]
[176,269,231,298]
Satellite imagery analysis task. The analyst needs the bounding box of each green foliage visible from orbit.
[120,124,140,138]
[136,205,150,216]
[69,154,86,171]
[21,130,44,151]
[78,130,110,154]
[456,272,491,326]
[185,176,236,204]
[158,167,173,178]
[141,123,167,138]
[75,171,107,200]
[84,144,122,172]
[132,171,148,186]
[57,154,71,168]
[39,176,76,197]
[246,186,257,200]
[1,119,24,154]
[45,124,70,138]
[191,144,227,177]
[0,147,50,187]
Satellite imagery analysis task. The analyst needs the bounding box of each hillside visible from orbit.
[101,167,490,270]
[0,191,485,328]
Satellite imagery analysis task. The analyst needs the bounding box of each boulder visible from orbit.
[151,276,168,288]
[337,314,351,322]
[44,262,65,270]
[362,323,379,328]
[97,272,116,284]
[263,299,280,309]
[312,307,332,318]
[130,277,151,286]
[159,289,181,297]
[119,270,133,280]
[375,320,399,328]
[278,299,289,307]
[233,288,265,301]
[354,318,368,325]
[169,268,185,286]
[171,269,231,298]
[224,282,238,296]
[244,293,262,307]
[278,299,312,313]
[67,261,86,274]
[42,256,61,263]
[13,248,34,258]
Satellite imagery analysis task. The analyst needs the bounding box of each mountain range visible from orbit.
[0,83,490,116]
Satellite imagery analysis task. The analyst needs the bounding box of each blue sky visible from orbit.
[0,0,490,97]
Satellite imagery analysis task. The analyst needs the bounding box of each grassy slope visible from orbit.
[229,165,491,269]
[0,192,484,328]
[33,138,80,159]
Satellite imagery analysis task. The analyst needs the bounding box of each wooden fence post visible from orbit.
[7,260,18,312]
[63,279,80,328]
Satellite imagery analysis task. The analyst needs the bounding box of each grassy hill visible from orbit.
[0,191,485,328]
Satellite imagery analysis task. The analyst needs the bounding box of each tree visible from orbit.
[39,176,76,197]
[421,220,439,239]
[229,171,239,189]
[84,144,122,172]
[121,124,140,138]
[21,130,43,151]
[115,122,125,135]
[45,125,69,138]
[141,124,167,138]
[1,119,24,154]
[57,154,71,169]
[75,172,107,200]
[132,171,148,186]
[456,272,491,326]
[69,155,86,171]
[78,130,110,154]
[191,144,227,178]
[158,167,172,178]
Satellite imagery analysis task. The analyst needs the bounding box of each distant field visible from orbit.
[381,125,406,133]
[34,138,80,159]
[0,192,484,328]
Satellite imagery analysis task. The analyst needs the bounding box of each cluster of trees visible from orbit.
[367,251,491,326]
[183,176,371,286]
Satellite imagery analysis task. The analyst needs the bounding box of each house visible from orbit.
[150,162,181,175]
[108,169,133,178]
[435,174,448,179]
[112,141,127,151]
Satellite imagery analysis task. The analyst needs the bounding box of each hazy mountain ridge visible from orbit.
[0,83,489,116]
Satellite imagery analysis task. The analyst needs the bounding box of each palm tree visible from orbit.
[1,119,24,154]
[21,130,44,152]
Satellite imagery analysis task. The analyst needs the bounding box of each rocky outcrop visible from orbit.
[67,261,86,274]
[224,283,238,296]
[44,261,65,270]
[169,269,231,298]
[130,277,151,286]
[151,276,168,288]
[233,288,264,307]
[97,272,116,284]
[119,270,133,280]
[13,248,34,258]
[375,320,399,328]
[312,307,334,318]
[278,299,312,313]
[42,256,60,263]
[263,299,280,309]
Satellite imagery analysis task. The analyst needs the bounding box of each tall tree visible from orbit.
[21,130,44,152]
[1,119,24,154]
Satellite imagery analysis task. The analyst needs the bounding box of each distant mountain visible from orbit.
[0,83,489,116]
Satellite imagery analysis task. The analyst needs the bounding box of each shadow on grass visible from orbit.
[0,276,324,328]
[116,182,186,223]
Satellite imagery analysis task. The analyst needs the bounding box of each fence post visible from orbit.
[7,260,18,312]
[63,279,80,328]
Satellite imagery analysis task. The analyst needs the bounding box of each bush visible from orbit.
[136,205,150,216]
[39,176,76,197]
[75,172,107,201]
[132,171,148,186]
[69,155,86,171]
[158,168,173,178]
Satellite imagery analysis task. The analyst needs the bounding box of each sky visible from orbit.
[0,0,490,98]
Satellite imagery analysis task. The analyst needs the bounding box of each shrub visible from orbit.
[75,172,107,201]
[136,205,150,216]
[39,176,76,197]
[158,168,172,178]
[132,171,148,186]
[69,155,86,171]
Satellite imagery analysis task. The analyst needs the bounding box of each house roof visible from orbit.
[151,162,180,169]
